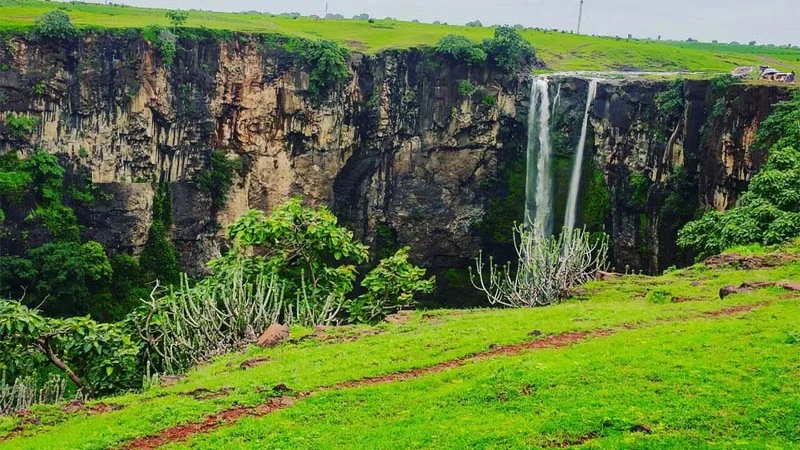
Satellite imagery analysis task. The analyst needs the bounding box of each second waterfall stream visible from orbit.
[564,79,598,232]
[525,76,598,237]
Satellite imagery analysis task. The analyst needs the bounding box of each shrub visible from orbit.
[471,226,608,307]
[481,26,535,72]
[345,247,434,323]
[677,146,800,258]
[655,79,684,121]
[4,114,38,140]
[130,265,283,374]
[0,301,139,397]
[26,204,81,242]
[214,197,369,325]
[434,35,487,65]
[32,11,78,42]
[285,39,350,98]
[196,151,245,208]
[457,79,476,97]
[481,94,498,107]
[143,26,177,66]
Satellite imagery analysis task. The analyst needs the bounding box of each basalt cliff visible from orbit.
[0,32,790,302]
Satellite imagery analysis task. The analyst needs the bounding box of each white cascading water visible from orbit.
[525,77,554,238]
[563,79,598,231]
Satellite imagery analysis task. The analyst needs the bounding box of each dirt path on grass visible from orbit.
[115,301,769,449]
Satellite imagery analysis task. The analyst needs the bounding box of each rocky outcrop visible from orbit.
[0,31,792,298]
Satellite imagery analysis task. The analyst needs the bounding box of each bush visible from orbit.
[481,94,497,107]
[143,26,177,66]
[285,39,350,98]
[655,79,684,121]
[129,266,283,374]
[4,114,38,140]
[0,301,139,396]
[33,11,78,42]
[481,26,535,72]
[345,247,434,323]
[471,226,608,307]
[214,197,369,325]
[678,146,800,258]
[457,79,476,96]
[196,151,245,208]
[434,35,487,65]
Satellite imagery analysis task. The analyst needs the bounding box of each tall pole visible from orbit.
[577,0,584,34]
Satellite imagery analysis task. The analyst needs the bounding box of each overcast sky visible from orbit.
[86,0,800,45]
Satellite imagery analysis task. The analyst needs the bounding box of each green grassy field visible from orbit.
[2,1,800,72]
[1,244,798,449]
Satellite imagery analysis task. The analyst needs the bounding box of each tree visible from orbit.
[677,146,800,258]
[27,241,113,318]
[434,35,487,65]
[165,10,189,30]
[481,26,536,72]
[749,40,757,46]
[0,301,139,397]
[213,197,369,324]
[33,11,78,41]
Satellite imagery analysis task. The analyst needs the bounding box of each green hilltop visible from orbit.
[1,0,800,72]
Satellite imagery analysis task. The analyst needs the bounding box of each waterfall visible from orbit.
[563,79,598,231]
[525,77,554,238]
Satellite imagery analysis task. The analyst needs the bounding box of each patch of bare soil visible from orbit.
[184,387,234,401]
[239,357,271,370]
[545,431,600,448]
[704,253,797,270]
[120,396,297,450]
[719,281,800,299]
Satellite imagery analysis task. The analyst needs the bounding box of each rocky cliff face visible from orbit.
[0,32,790,298]
[549,76,789,273]
[0,32,526,283]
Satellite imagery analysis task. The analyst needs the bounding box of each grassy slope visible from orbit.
[1,247,798,449]
[2,1,800,72]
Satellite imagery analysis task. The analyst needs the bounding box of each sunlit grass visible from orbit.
[1,1,800,72]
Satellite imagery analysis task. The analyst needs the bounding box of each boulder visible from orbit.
[256,323,290,348]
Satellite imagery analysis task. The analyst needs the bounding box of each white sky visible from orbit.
[80,0,800,45]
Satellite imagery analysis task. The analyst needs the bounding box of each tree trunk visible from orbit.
[36,338,88,396]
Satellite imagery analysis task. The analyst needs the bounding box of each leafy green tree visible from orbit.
[27,241,113,317]
[0,301,139,396]
[32,11,78,41]
[345,247,434,323]
[213,197,369,323]
[139,220,180,286]
[165,10,189,30]
[481,26,535,72]
[3,114,38,140]
[434,35,487,65]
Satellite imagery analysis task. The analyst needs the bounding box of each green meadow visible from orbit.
[1,0,800,72]
[2,244,798,449]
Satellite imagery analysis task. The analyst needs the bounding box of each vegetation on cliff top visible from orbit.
[1,0,800,72]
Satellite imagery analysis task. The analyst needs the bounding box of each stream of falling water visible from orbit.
[564,79,598,231]
[525,77,554,238]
